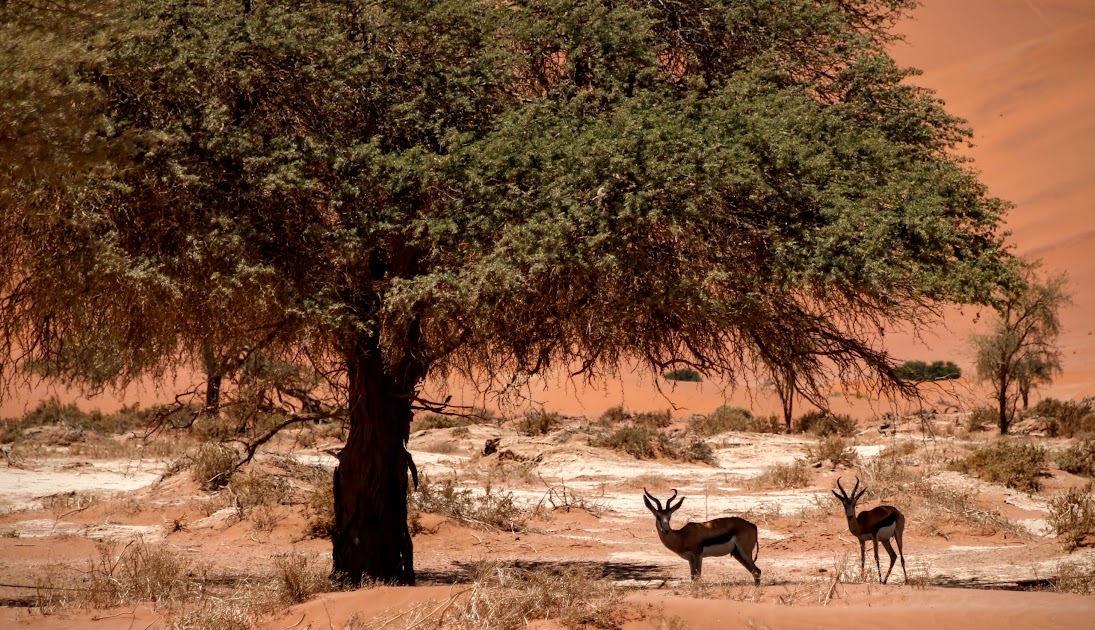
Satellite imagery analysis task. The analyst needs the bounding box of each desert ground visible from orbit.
[3,0,1095,628]
[1,400,1094,629]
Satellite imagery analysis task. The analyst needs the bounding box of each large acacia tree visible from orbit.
[2,0,1015,584]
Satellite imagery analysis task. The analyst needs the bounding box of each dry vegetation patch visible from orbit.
[409,474,527,532]
[446,563,621,630]
[1046,483,1095,551]
[689,406,779,436]
[950,440,1047,492]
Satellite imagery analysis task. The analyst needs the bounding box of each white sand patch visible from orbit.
[0,459,168,512]
[13,518,162,541]
[1017,518,1050,536]
[853,444,884,458]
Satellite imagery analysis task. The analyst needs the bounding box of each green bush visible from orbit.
[664,368,702,382]
[1057,440,1095,478]
[689,406,778,436]
[796,410,857,437]
[1032,398,1095,438]
[894,360,960,382]
[951,441,1047,492]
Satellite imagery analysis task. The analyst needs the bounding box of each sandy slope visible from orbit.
[891,0,1095,390]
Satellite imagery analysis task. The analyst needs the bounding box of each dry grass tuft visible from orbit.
[745,460,812,490]
[1056,556,1095,594]
[410,474,527,532]
[448,563,621,629]
[190,443,239,490]
[81,539,198,608]
[167,600,252,630]
[1046,483,1095,551]
[231,469,293,511]
[273,552,330,604]
[306,470,336,538]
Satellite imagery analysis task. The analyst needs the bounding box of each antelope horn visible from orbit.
[853,476,867,501]
[852,476,862,500]
[643,488,663,511]
[835,476,847,498]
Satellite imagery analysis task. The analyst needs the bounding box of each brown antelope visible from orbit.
[642,489,762,585]
[833,477,907,584]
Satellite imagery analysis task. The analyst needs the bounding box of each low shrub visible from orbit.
[1033,398,1095,438]
[809,436,858,469]
[590,425,659,459]
[632,410,672,429]
[273,552,329,604]
[306,473,335,538]
[598,405,631,426]
[190,443,238,490]
[231,470,293,511]
[965,407,996,433]
[410,474,526,532]
[950,440,1047,492]
[689,406,778,436]
[1046,483,1095,551]
[665,437,719,466]
[411,413,475,433]
[516,410,561,436]
[1058,440,1095,478]
[1057,556,1095,594]
[83,540,196,608]
[796,411,857,437]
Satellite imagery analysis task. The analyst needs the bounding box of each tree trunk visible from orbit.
[206,371,223,413]
[331,333,419,586]
[998,387,1009,435]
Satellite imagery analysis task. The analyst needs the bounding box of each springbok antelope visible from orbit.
[833,477,907,584]
[642,489,762,585]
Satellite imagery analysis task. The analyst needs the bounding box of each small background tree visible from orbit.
[972,269,1069,433]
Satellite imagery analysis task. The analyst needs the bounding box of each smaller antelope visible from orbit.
[642,489,762,585]
[833,477,907,584]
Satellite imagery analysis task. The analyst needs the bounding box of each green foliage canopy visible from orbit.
[1,0,1014,397]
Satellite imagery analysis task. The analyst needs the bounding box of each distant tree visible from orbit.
[973,270,1069,433]
[664,368,702,382]
[2,0,1017,584]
